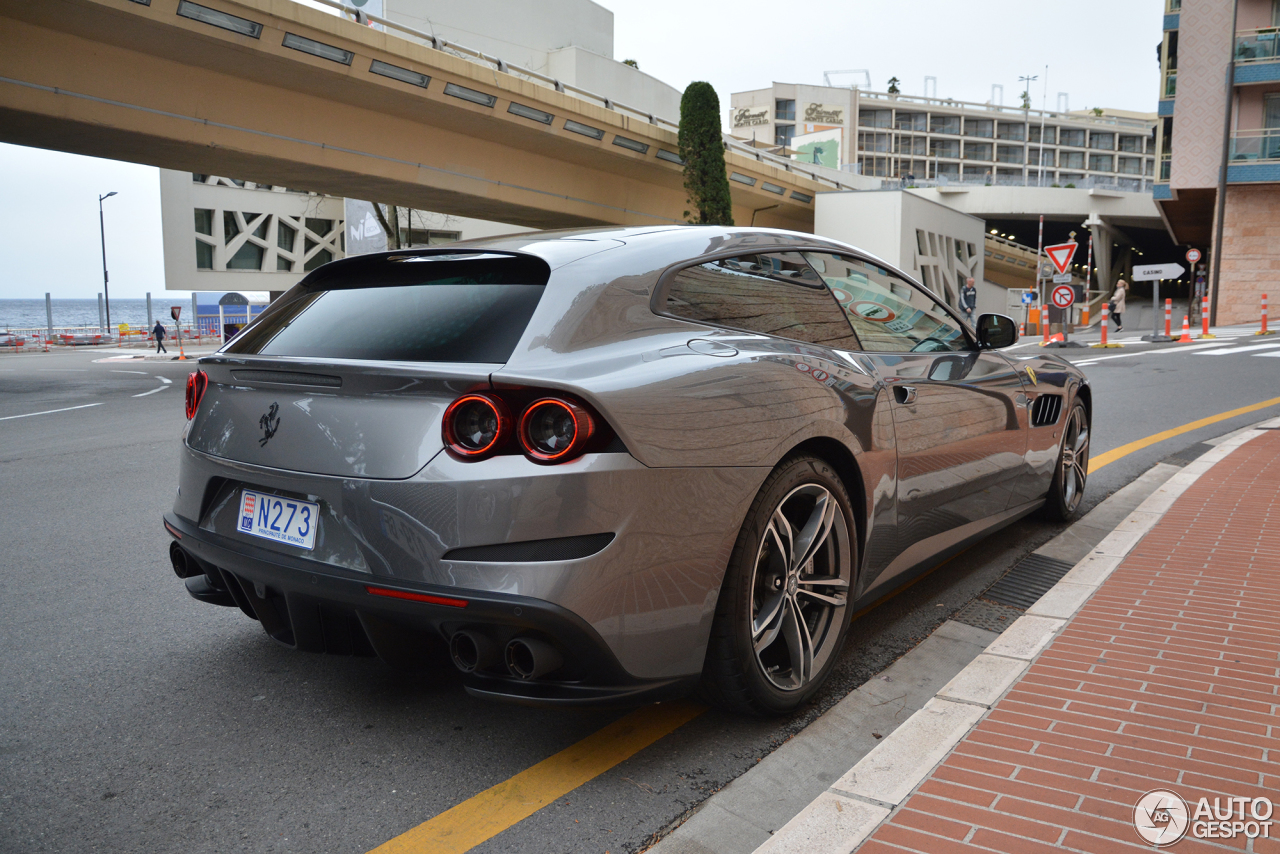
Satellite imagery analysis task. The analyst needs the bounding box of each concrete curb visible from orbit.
[753,415,1280,854]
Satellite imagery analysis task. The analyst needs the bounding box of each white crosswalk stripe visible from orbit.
[1193,341,1280,356]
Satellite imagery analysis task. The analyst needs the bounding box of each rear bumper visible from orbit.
[165,513,694,706]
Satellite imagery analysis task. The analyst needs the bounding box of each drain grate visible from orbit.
[983,553,1076,610]
[953,599,1026,633]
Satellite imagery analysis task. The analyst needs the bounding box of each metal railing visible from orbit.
[850,90,1155,130]
[299,0,862,192]
[1229,130,1280,162]
[1235,28,1280,62]
[884,174,1152,193]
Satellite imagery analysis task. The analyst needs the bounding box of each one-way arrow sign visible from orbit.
[1132,263,1186,281]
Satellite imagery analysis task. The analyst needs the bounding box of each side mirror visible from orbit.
[977,313,1018,349]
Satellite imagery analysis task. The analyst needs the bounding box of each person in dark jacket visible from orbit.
[960,277,978,324]
[153,320,167,354]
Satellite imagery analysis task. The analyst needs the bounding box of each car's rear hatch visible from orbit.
[186,251,550,479]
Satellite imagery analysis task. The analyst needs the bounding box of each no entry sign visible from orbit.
[1051,284,1076,308]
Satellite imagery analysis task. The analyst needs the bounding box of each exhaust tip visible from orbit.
[169,541,196,579]
[505,637,563,681]
[449,630,499,674]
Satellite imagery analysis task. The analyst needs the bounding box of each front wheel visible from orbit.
[701,455,856,716]
[1040,400,1090,521]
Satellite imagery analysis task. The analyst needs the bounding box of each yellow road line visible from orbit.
[369,699,706,854]
[368,396,1280,853]
[1088,395,1280,474]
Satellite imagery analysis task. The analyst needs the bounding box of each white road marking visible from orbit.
[1255,351,1280,357]
[132,385,169,398]
[157,376,173,384]
[1192,341,1280,356]
[0,403,104,421]
[1072,340,1243,366]
[111,369,148,375]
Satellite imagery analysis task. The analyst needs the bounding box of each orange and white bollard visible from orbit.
[1092,305,1121,348]
[1164,298,1173,338]
[1260,293,1274,336]
[1178,315,1193,343]
[1201,295,1214,338]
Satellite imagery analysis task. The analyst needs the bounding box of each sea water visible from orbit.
[0,299,193,331]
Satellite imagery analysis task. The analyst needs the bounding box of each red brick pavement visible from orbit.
[859,430,1280,853]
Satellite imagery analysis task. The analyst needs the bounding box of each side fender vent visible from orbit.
[1030,394,1063,427]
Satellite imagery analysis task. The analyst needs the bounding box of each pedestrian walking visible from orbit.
[153,320,167,354]
[960,277,978,324]
[1109,280,1128,332]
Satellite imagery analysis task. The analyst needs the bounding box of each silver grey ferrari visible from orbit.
[165,226,1090,715]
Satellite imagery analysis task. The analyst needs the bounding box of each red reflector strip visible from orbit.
[365,586,468,608]
[163,520,183,540]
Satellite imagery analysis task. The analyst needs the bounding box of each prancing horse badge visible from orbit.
[258,403,280,447]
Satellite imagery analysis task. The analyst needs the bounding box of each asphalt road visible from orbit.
[1,335,1278,854]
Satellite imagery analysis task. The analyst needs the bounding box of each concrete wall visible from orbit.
[904,185,1161,222]
[386,0,613,66]
[547,48,682,120]
[1216,183,1280,325]
[1171,0,1236,190]
[384,0,682,121]
[814,190,989,313]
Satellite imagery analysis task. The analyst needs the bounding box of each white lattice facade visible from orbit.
[160,170,346,293]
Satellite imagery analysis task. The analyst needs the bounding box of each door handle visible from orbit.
[894,386,918,405]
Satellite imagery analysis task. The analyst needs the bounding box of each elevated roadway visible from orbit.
[0,0,855,231]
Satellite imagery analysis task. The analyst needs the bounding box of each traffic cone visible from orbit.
[1178,315,1193,343]
[1019,322,1026,337]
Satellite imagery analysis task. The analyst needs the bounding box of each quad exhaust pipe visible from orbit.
[449,630,501,674]
[505,637,563,680]
[449,631,564,680]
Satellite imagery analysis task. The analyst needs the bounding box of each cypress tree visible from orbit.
[678,82,734,226]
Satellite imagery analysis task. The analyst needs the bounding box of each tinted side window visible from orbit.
[802,252,969,353]
[663,252,862,349]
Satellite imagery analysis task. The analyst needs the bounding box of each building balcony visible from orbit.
[1236,28,1279,62]
[1235,29,1280,83]
[1229,130,1280,162]
[1227,130,1280,183]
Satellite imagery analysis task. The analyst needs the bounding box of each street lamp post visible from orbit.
[1019,74,1038,184]
[98,191,117,332]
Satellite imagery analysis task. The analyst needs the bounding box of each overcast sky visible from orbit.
[0,0,1164,300]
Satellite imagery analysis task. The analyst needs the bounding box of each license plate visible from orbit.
[237,489,319,550]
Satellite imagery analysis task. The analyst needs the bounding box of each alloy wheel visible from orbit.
[748,484,852,692]
[1059,405,1089,513]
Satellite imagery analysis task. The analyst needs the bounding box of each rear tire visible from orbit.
[1040,399,1090,522]
[701,455,857,716]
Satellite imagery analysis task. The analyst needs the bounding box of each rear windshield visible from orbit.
[225,253,548,363]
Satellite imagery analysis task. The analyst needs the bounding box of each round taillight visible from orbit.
[185,370,208,420]
[443,394,510,458]
[519,398,594,463]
